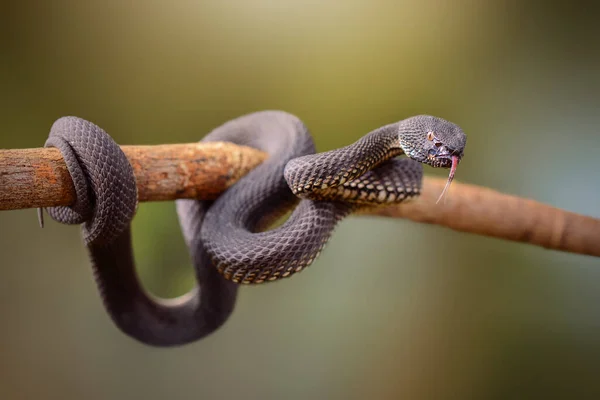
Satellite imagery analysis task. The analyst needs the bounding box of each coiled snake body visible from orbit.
[43,111,466,346]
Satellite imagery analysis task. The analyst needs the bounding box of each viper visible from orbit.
[42,111,467,346]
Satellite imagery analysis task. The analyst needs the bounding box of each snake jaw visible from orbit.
[425,145,461,168]
[422,140,462,204]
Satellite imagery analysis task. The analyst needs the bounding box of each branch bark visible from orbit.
[0,143,267,210]
[1,144,598,257]
[362,179,600,257]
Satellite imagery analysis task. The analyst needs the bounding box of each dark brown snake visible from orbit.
[42,111,466,346]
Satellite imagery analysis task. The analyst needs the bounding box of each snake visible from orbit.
[42,111,466,346]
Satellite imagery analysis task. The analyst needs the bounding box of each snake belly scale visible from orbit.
[43,110,466,346]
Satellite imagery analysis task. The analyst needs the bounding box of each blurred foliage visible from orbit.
[1,1,600,399]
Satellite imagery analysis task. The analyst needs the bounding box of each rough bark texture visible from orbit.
[0,143,267,210]
[1,144,598,257]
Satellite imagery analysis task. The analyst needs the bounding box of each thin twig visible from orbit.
[1,144,598,257]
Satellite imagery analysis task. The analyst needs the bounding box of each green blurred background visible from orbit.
[1,1,600,399]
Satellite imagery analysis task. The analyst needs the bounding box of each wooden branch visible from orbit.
[1,144,599,258]
[0,143,267,210]
[362,179,600,257]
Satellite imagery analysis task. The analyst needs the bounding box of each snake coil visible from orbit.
[44,111,466,346]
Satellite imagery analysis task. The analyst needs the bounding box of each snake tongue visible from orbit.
[435,155,459,204]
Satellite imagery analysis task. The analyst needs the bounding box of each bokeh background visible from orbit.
[2,1,600,399]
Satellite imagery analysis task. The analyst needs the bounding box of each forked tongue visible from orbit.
[436,155,459,204]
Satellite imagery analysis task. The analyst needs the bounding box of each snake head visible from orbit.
[397,115,467,203]
[397,115,467,168]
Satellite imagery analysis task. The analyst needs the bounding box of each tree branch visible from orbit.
[1,144,598,257]
[362,179,600,257]
[0,143,267,210]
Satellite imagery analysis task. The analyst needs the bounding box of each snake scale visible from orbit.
[42,111,466,346]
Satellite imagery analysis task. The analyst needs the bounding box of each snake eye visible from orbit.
[427,131,435,141]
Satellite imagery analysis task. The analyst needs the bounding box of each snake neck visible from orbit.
[284,122,404,197]
[363,121,405,158]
